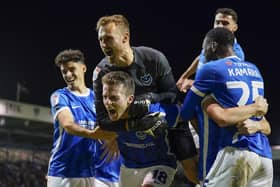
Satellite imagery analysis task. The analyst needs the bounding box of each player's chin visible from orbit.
[66,83,75,90]
[109,115,119,121]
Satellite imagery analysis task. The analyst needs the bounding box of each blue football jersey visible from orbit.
[181,56,272,179]
[48,88,96,177]
[117,103,178,169]
[195,97,222,180]
[48,88,121,182]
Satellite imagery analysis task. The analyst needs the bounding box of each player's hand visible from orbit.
[127,112,168,137]
[237,119,260,135]
[100,138,120,162]
[253,96,268,116]
[176,77,184,91]
[176,78,194,93]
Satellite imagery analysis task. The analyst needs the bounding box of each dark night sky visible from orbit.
[0,1,279,144]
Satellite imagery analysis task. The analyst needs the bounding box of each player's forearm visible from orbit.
[63,122,96,139]
[181,91,201,121]
[225,104,260,125]
[206,103,261,127]
[90,126,118,140]
[63,122,118,140]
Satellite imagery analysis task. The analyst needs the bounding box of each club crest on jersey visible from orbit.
[51,93,60,107]
[140,74,152,86]
[136,131,147,140]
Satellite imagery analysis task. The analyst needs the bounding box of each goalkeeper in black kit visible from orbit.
[93,14,199,184]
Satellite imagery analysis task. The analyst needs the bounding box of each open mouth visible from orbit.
[108,109,116,115]
[104,48,113,56]
[66,79,75,84]
[107,108,118,120]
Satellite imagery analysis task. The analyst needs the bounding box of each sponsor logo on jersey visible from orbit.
[78,120,96,130]
[225,61,233,66]
[140,74,152,86]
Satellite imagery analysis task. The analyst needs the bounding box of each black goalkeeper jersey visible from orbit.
[92,46,177,130]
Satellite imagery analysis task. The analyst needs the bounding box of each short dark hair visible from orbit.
[215,8,238,23]
[102,71,135,96]
[96,14,130,34]
[204,27,235,61]
[54,49,85,67]
[206,27,235,47]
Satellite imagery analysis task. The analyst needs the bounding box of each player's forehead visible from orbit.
[98,22,118,37]
[214,13,235,23]
[103,84,124,94]
[60,61,82,71]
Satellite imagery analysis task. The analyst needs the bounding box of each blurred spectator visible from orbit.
[0,148,48,187]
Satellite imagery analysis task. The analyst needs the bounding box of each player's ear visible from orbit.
[123,31,130,44]
[210,41,218,53]
[128,95,134,104]
[232,23,238,32]
[82,64,87,73]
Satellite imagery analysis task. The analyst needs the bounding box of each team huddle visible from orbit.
[46,8,273,187]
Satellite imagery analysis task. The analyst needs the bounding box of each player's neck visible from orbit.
[124,47,134,66]
[217,49,235,59]
[120,109,129,119]
[224,49,235,58]
[110,47,134,67]
[69,85,88,95]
